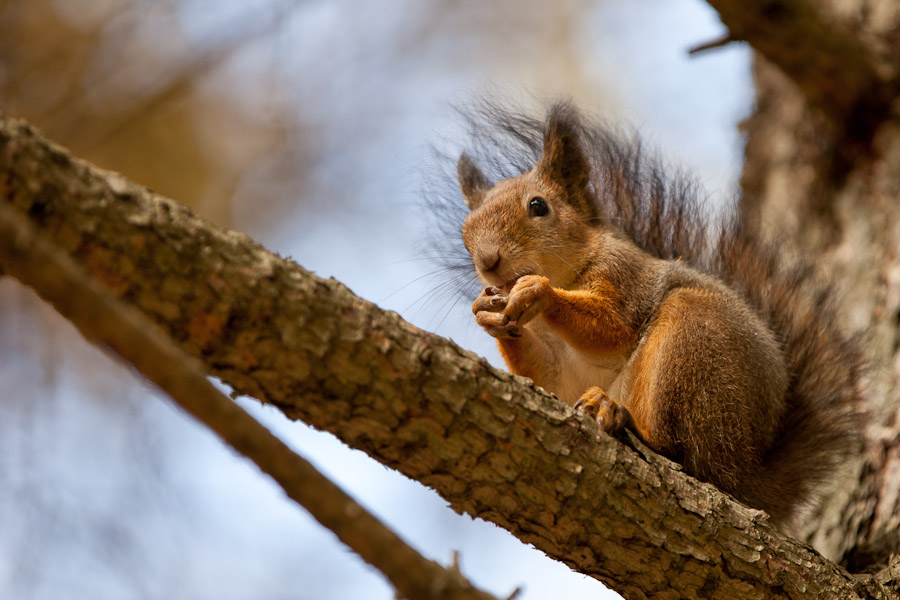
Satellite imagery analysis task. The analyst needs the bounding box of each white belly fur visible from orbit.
[528,318,632,406]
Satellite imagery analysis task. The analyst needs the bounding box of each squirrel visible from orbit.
[449,101,864,527]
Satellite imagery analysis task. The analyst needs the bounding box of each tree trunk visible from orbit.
[716,2,900,569]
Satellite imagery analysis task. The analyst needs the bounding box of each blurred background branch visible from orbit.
[0,200,503,600]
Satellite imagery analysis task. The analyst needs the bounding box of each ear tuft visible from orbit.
[457,152,491,210]
[538,103,589,194]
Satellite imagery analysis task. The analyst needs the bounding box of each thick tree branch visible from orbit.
[0,113,894,599]
[0,200,502,600]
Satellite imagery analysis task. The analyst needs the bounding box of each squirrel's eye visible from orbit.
[528,197,549,217]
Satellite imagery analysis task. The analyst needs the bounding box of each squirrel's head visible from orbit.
[458,104,600,292]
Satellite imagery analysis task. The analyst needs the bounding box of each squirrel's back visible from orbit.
[438,101,864,524]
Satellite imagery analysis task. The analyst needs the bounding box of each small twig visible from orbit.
[504,587,522,600]
[0,202,502,600]
[688,33,735,55]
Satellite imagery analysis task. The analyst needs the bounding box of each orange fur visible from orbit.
[495,333,544,381]
[542,281,634,354]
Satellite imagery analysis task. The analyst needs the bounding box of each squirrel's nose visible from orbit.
[474,247,501,274]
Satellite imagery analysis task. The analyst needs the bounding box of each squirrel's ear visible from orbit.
[457,152,491,210]
[537,104,589,194]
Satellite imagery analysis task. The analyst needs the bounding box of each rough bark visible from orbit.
[1,114,897,599]
[707,0,900,571]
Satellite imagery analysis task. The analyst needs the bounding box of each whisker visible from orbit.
[381,264,473,302]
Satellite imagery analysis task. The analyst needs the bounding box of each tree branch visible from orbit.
[0,193,502,600]
[0,112,893,599]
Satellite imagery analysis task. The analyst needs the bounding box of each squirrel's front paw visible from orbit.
[472,286,507,314]
[504,275,552,326]
[575,387,633,436]
[473,287,521,338]
[474,309,522,338]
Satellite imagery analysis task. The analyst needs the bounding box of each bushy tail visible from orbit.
[712,227,865,524]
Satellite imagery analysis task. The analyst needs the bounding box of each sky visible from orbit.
[0,1,753,598]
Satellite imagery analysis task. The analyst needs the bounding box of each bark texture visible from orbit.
[0,113,897,599]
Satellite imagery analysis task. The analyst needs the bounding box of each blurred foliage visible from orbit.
[0,0,294,226]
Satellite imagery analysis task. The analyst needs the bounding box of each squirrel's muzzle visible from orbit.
[473,246,501,275]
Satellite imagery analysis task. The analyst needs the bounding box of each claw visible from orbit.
[574,386,632,436]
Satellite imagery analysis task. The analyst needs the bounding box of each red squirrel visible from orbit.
[452,102,863,527]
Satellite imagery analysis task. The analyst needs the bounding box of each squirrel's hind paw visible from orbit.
[575,387,634,436]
